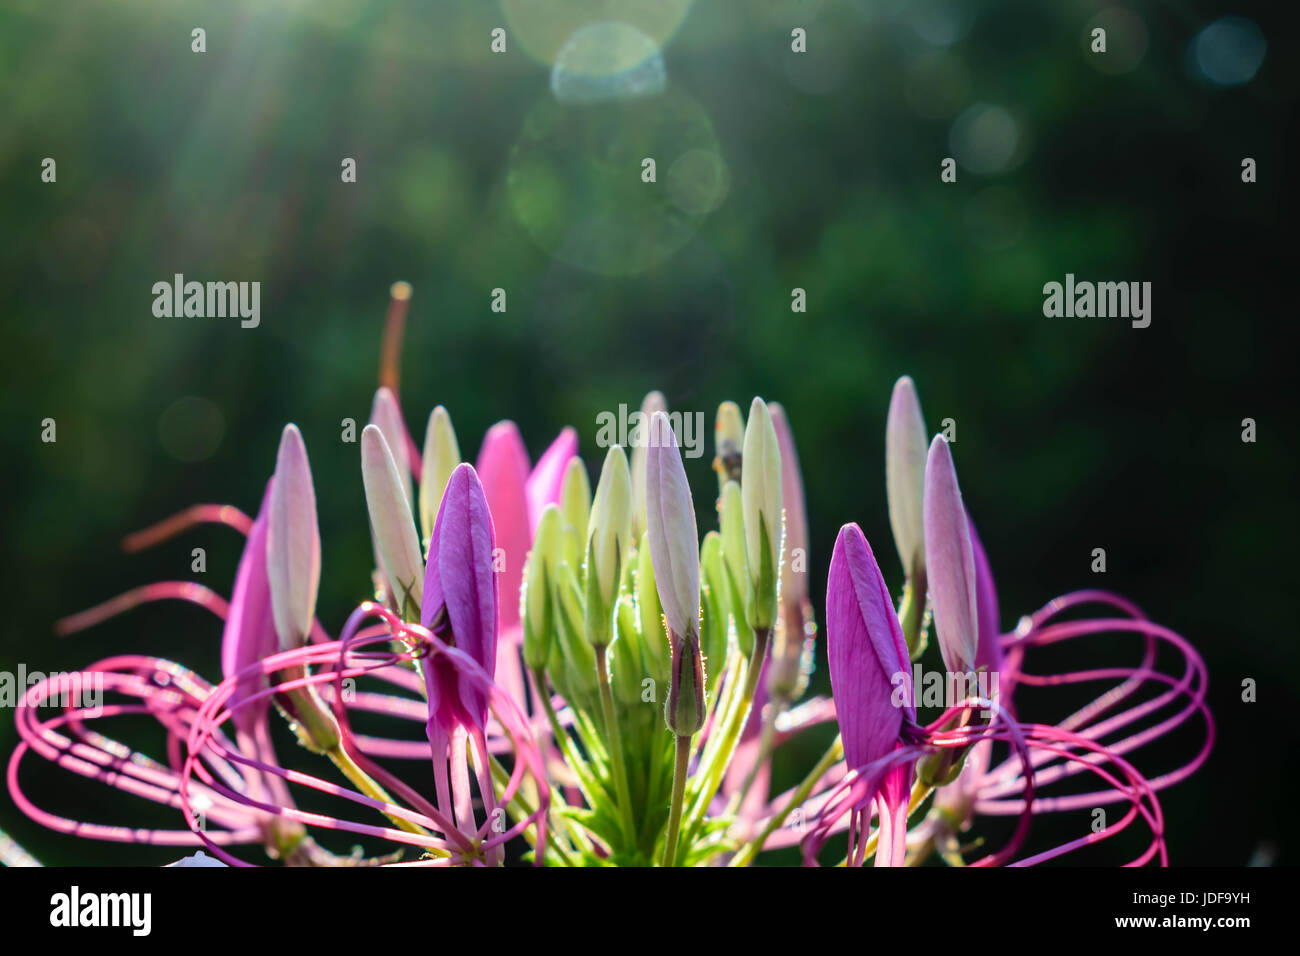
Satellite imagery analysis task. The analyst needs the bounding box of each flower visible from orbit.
[826,523,915,866]
[7,296,1214,869]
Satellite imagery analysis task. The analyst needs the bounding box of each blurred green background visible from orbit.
[1,0,1296,865]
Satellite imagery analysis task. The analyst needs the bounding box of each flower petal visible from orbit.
[967,514,1003,676]
[221,481,277,735]
[525,427,578,534]
[629,390,667,538]
[475,421,531,635]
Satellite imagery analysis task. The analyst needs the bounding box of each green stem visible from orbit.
[327,745,436,842]
[662,733,692,866]
[683,626,770,833]
[691,649,745,782]
[638,728,669,845]
[594,644,639,850]
[532,667,607,808]
[488,754,576,866]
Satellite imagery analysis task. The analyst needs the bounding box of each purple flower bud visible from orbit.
[422,463,499,732]
[826,523,914,775]
[221,481,277,735]
[923,436,979,675]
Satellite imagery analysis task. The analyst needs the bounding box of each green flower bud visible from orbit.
[522,505,563,671]
[586,446,633,647]
[418,405,461,550]
[559,456,591,572]
[549,561,598,709]
[741,397,783,633]
[611,594,644,705]
[699,532,729,698]
[370,387,412,509]
[719,480,754,658]
[361,424,424,621]
[267,424,321,650]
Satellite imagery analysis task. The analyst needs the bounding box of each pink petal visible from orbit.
[221,482,277,736]
[525,427,578,534]
[475,422,530,635]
